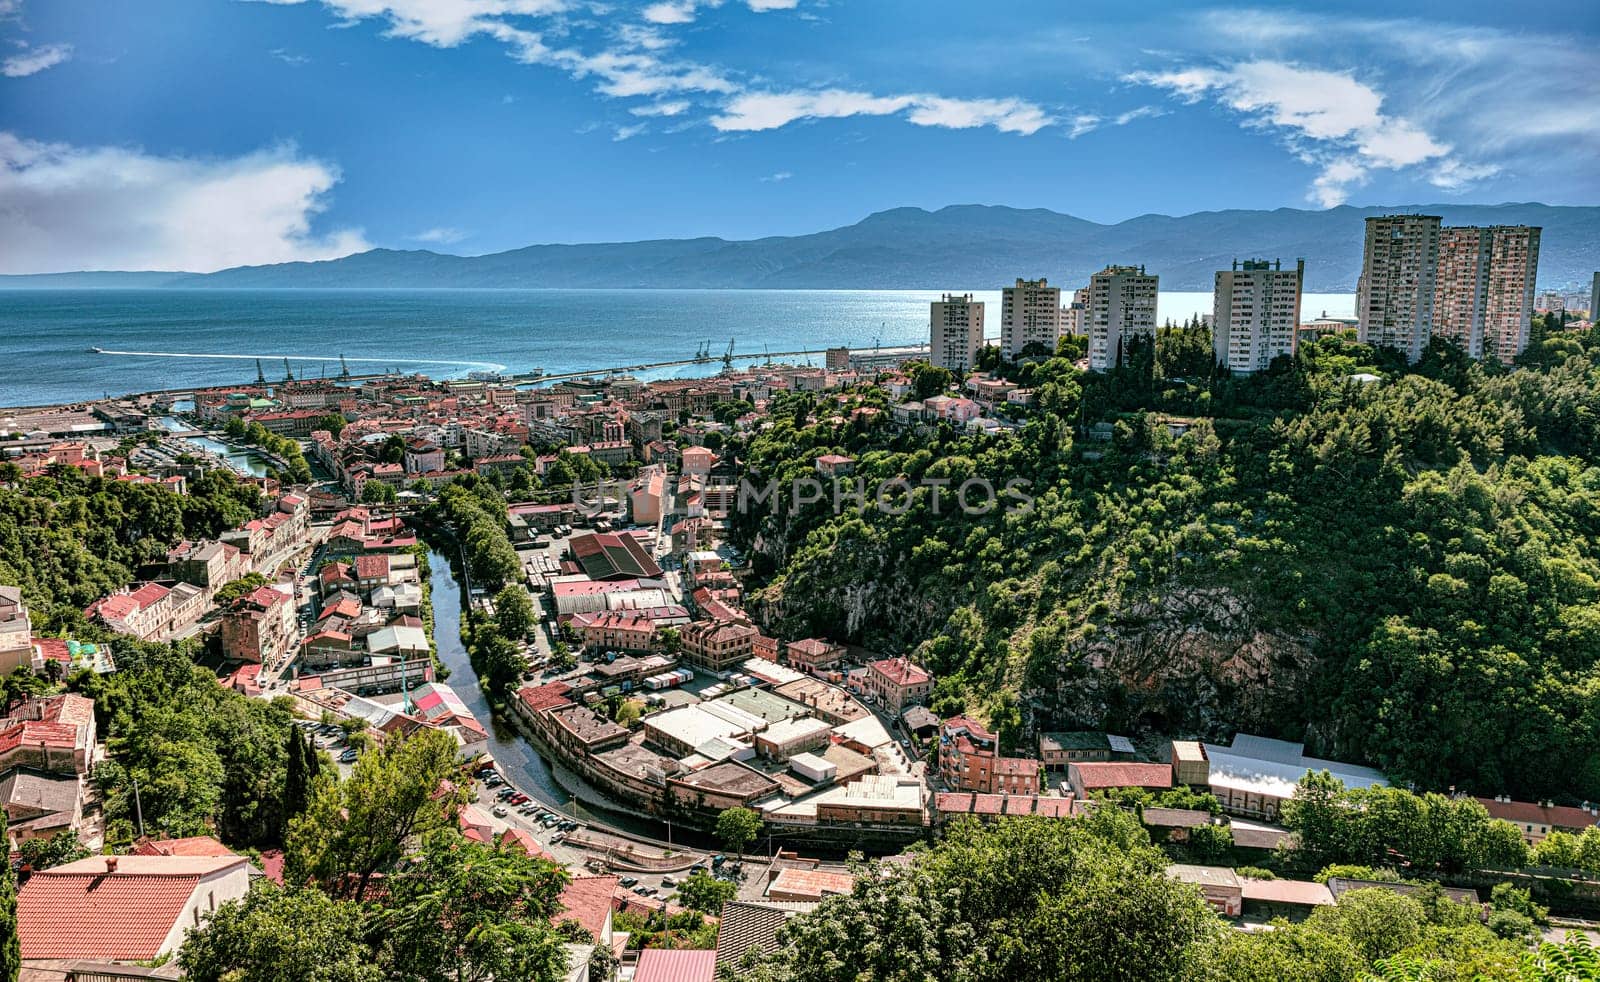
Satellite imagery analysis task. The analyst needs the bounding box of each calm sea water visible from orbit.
[0,289,1355,407]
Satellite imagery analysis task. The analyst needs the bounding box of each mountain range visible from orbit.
[5,203,1597,292]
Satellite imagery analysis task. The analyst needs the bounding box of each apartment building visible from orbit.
[219,585,294,664]
[999,278,1062,361]
[864,657,932,712]
[1357,215,1441,363]
[1087,265,1159,371]
[1481,226,1541,365]
[1061,287,1088,337]
[929,294,986,374]
[1433,225,1541,364]
[1213,258,1304,374]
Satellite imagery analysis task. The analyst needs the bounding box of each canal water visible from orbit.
[425,549,674,841]
[156,416,274,477]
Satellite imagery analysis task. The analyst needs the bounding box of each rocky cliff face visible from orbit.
[1027,583,1323,739]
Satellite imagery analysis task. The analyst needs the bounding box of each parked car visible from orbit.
[619,877,639,888]
[492,806,508,817]
[661,875,679,888]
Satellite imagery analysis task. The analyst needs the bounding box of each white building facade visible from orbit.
[1357,214,1441,363]
[929,293,986,374]
[1087,265,1159,372]
[1212,258,1304,374]
[1000,278,1062,361]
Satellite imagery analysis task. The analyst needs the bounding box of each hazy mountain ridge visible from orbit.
[5,203,1596,291]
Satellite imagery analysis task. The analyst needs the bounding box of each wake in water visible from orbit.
[94,349,507,372]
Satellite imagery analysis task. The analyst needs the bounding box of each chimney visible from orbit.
[105,857,118,873]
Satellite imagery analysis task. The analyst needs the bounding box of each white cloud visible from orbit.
[712,88,1053,135]
[2,42,72,78]
[253,0,1061,143]
[1066,114,1100,139]
[410,226,466,243]
[759,170,791,181]
[904,96,1053,135]
[1113,105,1163,126]
[630,99,689,116]
[0,132,369,273]
[642,1,697,24]
[1181,10,1600,203]
[612,123,646,141]
[1129,60,1451,207]
[270,47,311,66]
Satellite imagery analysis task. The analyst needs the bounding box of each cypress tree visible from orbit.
[283,727,308,836]
[0,807,20,982]
[303,729,322,782]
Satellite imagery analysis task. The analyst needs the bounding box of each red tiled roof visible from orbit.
[1476,797,1599,831]
[354,554,390,579]
[868,657,930,687]
[1240,878,1334,907]
[131,836,237,858]
[555,875,619,940]
[634,948,718,982]
[127,582,171,607]
[18,855,246,960]
[1070,762,1172,790]
[517,681,574,714]
[767,867,855,899]
[971,794,1006,815]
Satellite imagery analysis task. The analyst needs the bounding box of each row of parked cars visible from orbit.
[476,763,583,838]
[297,718,360,764]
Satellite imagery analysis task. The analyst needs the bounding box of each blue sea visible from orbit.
[0,289,1355,407]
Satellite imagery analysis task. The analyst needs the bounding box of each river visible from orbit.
[425,548,684,842]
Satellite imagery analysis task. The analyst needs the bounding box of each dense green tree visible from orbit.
[726,811,1219,982]
[904,360,955,400]
[313,413,348,438]
[716,807,761,858]
[178,884,381,982]
[16,831,89,871]
[0,808,18,982]
[375,831,570,982]
[731,330,1600,803]
[79,642,296,850]
[286,728,464,900]
[675,870,738,915]
[361,481,398,505]
[493,584,535,640]
[213,572,268,606]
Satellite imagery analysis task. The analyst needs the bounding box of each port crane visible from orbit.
[721,338,736,371]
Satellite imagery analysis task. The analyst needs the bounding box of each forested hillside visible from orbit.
[0,464,262,632]
[731,319,1600,802]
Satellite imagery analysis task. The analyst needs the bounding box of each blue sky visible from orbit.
[0,0,1596,272]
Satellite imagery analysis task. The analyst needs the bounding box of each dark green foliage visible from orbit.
[1279,772,1530,875]
[0,467,260,632]
[76,642,297,850]
[732,328,1600,801]
[0,809,17,982]
[178,884,382,982]
[15,831,89,871]
[725,810,1219,982]
[675,870,737,915]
